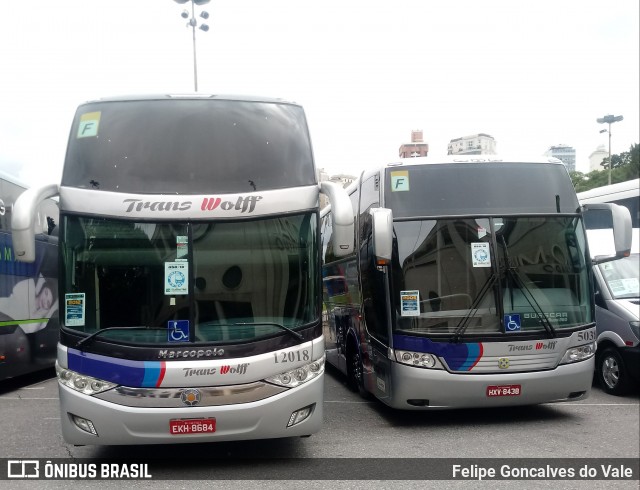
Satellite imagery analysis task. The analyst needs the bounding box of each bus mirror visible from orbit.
[370,208,393,265]
[320,181,354,257]
[11,183,60,262]
[583,202,632,263]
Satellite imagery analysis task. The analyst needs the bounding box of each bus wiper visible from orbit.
[75,326,173,349]
[500,236,556,338]
[234,322,304,342]
[451,271,498,343]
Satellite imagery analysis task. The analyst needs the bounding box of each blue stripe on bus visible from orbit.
[67,349,163,387]
[393,334,483,372]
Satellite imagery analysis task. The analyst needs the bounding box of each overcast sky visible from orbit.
[1,0,638,186]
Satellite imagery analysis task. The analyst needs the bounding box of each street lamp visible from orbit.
[174,0,211,92]
[596,114,624,185]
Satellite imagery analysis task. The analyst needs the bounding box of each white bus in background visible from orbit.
[0,170,58,381]
[321,156,631,409]
[578,179,639,228]
[12,94,353,445]
[578,179,639,395]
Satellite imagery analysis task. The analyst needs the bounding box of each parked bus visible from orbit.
[578,178,639,228]
[578,179,639,395]
[320,156,631,409]
[0,170,58,381]
[12,94,353,445]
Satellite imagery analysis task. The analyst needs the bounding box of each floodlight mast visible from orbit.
[173,0,211,92]
[596,114,624,185]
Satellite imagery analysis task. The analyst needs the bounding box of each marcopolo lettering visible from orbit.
[201,195,262,214]
[158,348,224,359]
[123,199,192,213]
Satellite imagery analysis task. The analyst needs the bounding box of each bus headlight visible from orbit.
[394,350,443,369]
[56,362,117,395]
[560,343,596,364]
[265,356,325,388]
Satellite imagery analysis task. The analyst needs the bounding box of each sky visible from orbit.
[0,0,638,187]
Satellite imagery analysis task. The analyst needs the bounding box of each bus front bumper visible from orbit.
[381,357,594,410]
[58,374,324,445]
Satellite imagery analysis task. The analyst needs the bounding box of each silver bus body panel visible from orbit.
[57,336,325,387]
[58,185,320,220]
[58,373,323,445]
[384,358,593,410]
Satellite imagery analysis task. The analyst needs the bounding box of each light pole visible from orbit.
[174,0,210,92]
[597,114,623,185]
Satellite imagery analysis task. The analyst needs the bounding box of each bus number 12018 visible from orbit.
[274,349,310,363]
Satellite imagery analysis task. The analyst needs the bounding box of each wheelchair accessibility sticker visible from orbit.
[168,320,190,342]
[504,314,521,332]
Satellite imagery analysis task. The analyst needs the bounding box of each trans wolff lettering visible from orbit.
[122,196,262,213]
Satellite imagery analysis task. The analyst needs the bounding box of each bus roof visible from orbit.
[577,179,640,204]
[0,169,29,189]
[384,155,564,167]
[350,155,566,185]
[79,93,300,106]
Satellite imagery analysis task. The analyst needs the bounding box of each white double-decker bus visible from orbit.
[12,94,353,444]
[320,156,631,409]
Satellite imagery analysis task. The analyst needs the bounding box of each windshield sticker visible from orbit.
[176,235,188,261]
[471,242,491,267]
[165,262,188,295]
[400,290,420,317]
[608,278,639,296]
[504,314,522,332]
[77,111,101,138]
[168,320,190,343]
[65,293,86,327]
[477,227,487,239]
[390,171,410,192]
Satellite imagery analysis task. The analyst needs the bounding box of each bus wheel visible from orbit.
[597,347,630,396]
[347,347,366,396]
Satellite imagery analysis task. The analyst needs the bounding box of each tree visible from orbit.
[571,143,639,191]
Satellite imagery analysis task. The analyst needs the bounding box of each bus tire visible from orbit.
[347,345,366,397]
[597,347,630,396]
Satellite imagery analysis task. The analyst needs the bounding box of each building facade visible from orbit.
[447,133,497,155]
[544,144,576,172]
[588,145,609,173]
[399,130,429,158]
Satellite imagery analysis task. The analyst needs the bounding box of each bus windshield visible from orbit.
[62,98,316,194]
[391,216,592,336]
[61,212,318,344]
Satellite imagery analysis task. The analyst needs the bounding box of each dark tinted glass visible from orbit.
[61,213,318,344]
[385,163,580,218]
[62,99,315,194]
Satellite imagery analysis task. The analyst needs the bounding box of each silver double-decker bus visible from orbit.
[321,156,631,409]
[12,94,353,444]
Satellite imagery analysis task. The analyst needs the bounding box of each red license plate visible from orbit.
[169,418,216,435]
[486,384,521,397]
